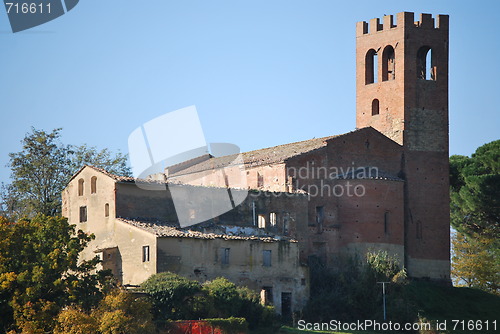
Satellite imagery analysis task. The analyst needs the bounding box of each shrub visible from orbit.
[141,272,203,321]
[203,277,275,329]
[203,277,244,318]
[93,290,155,334]
[54,289,155,334]
[142,273,275,329]
[54,307,98,334]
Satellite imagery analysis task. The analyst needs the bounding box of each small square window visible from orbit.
[142,245,150,262]
[79,206,87,223]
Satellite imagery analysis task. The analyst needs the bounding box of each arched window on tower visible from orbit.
[371,99,380,116]
[382,45,395,81]
[365,49,378,84]
[417,46,436,80]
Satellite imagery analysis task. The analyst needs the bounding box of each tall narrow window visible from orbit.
[78,178,84,196]
[372,99,380,116]
[417,46,436,80]
[315,206,324,233]
[258,214,266,229]
[263,250,272,267]
[365,49,378,84]
[281,292,292,318]
[142,245,150,262]
[384,211,389,234]
[221,248,230,265]
[382,45,395,81]
[104,203,109,217]
[283,212,290,235]
[79,206,87,222]
[260,287,273,305]
[91,176,97,194]
[416,221,423,239]
[257,172,264,188]
[270,212,277,227]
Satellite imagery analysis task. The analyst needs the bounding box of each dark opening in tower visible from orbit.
[371,99,380,115]
[365,49,378,84]
[382,45,395,81]
[417,46,436,80]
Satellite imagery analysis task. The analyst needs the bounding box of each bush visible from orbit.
[141,272,203,321]
[54,307,98,334]
[142,273,275,329]
[203,277,275,329]
[203,277,244,318]
[93,290,155,334]
[54,289,155,334]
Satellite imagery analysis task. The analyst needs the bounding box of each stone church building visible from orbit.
[63,11,451,316]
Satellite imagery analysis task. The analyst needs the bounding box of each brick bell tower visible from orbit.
[355,12,450,281]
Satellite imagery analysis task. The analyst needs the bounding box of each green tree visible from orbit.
[0,215,110,333]
[3,128,71,217]
[1,128,131,219]
[69,144,131,178]
[449,140,499,294]
[450,140,500,238]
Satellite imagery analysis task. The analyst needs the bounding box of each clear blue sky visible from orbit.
[1,0,499,182]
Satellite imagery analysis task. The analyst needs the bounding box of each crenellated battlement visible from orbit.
[356,12,449,36]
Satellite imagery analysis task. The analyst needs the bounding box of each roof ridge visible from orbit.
[168,133,347,177]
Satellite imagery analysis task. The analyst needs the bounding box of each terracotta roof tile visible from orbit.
[117,218,296,242]
[169,134,339,176]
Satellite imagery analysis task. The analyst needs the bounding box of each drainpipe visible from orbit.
[252,201,256,226]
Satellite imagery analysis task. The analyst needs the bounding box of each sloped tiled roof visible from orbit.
[117,218,294,242]
[68,165,136,183]
[69,165,169,185]
[86,165,136,182]
[169,134,340,176]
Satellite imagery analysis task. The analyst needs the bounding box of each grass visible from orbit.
[267,282,500,334]
[404,281,499,333]
[279,326,379,334]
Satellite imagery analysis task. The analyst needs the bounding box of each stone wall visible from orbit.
[157,236,308,314]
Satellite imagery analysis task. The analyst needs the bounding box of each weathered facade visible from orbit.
[163,12,451,281]
[62,166,309,315]
[62,11,451,318]
[355,12,450,279]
